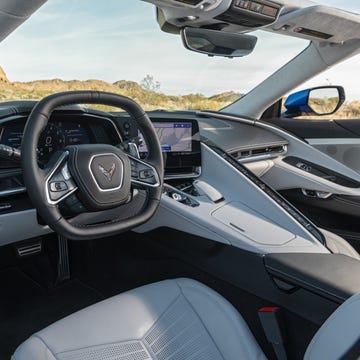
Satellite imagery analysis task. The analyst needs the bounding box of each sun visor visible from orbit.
[0,0,47,42]
[272,5,360,44]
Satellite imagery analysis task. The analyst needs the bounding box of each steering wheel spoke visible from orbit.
[45,151,78,205]
[129,155,161,188]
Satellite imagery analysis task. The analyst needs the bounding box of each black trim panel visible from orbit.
[283,156,360,188]
[264,117,357,139]
[265,253,360,303]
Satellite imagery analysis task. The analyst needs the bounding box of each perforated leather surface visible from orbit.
[13,278,266,360]
[143,295,223,360]
[56,341,150,360]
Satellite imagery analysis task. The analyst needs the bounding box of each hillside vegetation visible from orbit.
[0,66,240,112]
[0,66,359,117]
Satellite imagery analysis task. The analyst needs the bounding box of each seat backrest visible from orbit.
[305,292,360,360]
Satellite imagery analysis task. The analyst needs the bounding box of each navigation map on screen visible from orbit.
[139,122,192,153]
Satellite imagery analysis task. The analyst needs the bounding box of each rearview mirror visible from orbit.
[284,86,345,117]
[181,27,257,58]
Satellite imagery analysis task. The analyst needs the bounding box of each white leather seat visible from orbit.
[304,291,360,360]
[12,278,266,360]
[13,278,360,360]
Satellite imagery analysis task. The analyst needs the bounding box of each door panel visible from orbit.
[280,189,360,253]
[266,116,360,248]
[266,117,360,173]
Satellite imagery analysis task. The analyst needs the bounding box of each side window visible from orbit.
[283,57,359,121]
[264,57,360,173]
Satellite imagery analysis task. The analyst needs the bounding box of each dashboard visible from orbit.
[1,100,360,256]
[0,110,202,178]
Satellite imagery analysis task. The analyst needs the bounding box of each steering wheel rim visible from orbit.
[21,91,163,240]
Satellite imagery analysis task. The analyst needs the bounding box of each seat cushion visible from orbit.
[13,278,266,360]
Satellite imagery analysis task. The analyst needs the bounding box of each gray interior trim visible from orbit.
[0,209,52,246]
[308,140,360,174]
[136,143,329,254]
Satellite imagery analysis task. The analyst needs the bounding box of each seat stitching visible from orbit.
[143,292,183,339]
[176,280,265,360]
[175,282,226,360]
[56,339,148,356]
[141,339,157,359]
[142,291,184,359]
[32,335,57,359]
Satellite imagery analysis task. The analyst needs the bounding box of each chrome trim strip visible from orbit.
[45,151,78,205]
[128,154,161,188]
[164,167,202,180]
[307,138,360,145]
[0,187,26,197]
[237,145,288,163]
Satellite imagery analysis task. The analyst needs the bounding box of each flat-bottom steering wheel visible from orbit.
[21,91,163,240]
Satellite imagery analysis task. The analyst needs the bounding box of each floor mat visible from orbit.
[0,267,103,359]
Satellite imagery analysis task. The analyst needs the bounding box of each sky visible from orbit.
[0,0,359,99]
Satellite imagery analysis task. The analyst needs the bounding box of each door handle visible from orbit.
[302,189,332,199]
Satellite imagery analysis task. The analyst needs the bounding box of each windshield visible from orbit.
[0,0,308,112]
[0,0,358,113]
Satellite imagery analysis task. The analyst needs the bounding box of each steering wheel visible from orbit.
[21,91,163,240]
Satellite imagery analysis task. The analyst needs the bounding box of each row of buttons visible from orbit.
[236,0,261,11]
[50,181,68,192]
[235,0,278,17]
[130,159,156,184]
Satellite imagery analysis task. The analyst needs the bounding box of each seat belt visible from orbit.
[258,306,287,360]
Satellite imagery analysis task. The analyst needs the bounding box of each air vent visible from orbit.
[230,144,287,162]
[174,0,203,5]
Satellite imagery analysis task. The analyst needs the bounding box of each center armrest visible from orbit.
[264,253,360,303]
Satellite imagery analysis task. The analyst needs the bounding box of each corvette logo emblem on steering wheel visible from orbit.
[99,163,116,182]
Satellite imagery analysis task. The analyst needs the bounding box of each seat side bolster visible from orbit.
[12,336,56,360]
[305,292,360,360]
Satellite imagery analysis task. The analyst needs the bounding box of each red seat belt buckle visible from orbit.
[258,306,287,360]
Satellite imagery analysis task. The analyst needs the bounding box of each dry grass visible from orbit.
[0,79,240,112]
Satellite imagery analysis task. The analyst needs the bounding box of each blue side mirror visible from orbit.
[284,86,345,117]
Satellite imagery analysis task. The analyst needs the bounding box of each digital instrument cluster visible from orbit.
[0,120,91,168]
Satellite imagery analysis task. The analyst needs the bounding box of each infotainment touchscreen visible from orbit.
[138,122,193,153]
[138,119,201,173]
